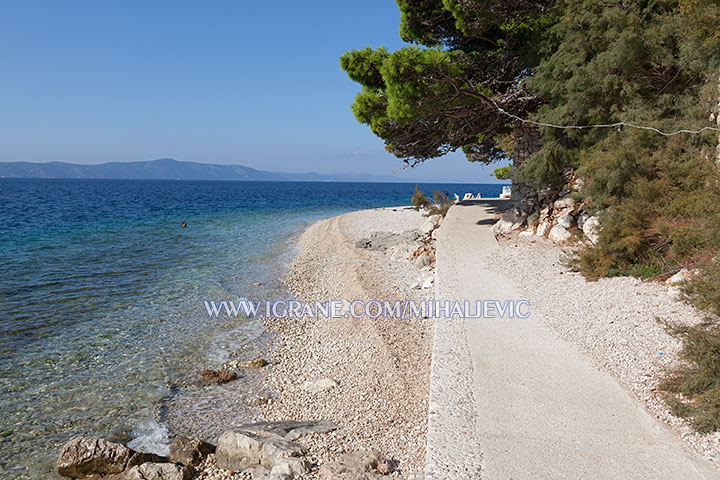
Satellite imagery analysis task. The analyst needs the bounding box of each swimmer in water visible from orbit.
[182,221,187,228]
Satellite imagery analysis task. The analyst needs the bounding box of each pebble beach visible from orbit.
[193,206,436,479]
[262,207,434,477]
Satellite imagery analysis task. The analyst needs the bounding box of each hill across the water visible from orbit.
[0,158,486,183]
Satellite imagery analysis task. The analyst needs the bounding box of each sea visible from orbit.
[0,178,505,478]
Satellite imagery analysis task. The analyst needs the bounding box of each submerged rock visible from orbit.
[235,358,268,369]
[169,436,215,467]
[200,369,237,384]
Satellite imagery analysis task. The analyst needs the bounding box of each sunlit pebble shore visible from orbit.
[250,208,433,478]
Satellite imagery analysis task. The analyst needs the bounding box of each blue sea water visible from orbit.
[0,178,505,478]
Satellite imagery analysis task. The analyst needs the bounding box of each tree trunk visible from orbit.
[511,123,542,200]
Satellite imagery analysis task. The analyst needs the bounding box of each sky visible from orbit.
[0,1,509,183]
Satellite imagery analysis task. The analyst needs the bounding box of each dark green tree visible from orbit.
[340,0,555,166]
[527,0,720,272]
[526,0,720,190]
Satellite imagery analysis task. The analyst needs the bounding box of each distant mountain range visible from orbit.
[0,158,460,183]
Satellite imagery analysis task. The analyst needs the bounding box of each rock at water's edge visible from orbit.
[238,358,268,369]
[56,437,169,479]
[57,437,132,478]
[200,369,237,384]
[216,431,310,476]
[169,436,215,467]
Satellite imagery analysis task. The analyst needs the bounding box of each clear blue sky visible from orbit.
[0,1,508,183]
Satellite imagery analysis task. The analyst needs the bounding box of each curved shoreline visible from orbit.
[260,206,434,477]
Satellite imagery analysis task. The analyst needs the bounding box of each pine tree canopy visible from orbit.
[340,0,555,165]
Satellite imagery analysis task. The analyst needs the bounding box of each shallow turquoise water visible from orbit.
[0,179,505,478]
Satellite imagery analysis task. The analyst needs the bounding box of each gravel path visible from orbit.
[430,200,720,479]
[260,207,433,478]
[485,232,720,466]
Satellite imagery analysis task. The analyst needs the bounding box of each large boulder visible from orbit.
[536,220,552,237]
[169,437,215,467]
[577,212,588,230]
[582,216,601,244]
[123,462,194,480]
[548,225,572,243]
[537,187,556,204]
[492,208,526,235]
[427,214,442,227]
[215,431,310,477]
[419,219,435,236]
[56,437,168,479]
[556,213,574,229]
[553,197,576,209]
[318,449,390,479]
[419,214,442,236]
[57,437,133,478]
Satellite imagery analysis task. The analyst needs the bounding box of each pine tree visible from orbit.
[340,0,554,166]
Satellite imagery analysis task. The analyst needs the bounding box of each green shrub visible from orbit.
[411,186,453,218]
[683,262,720,318]
[411,185,430,211]
[660,323,720,432]
[429,190,453,217]
[527,212,539,227]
